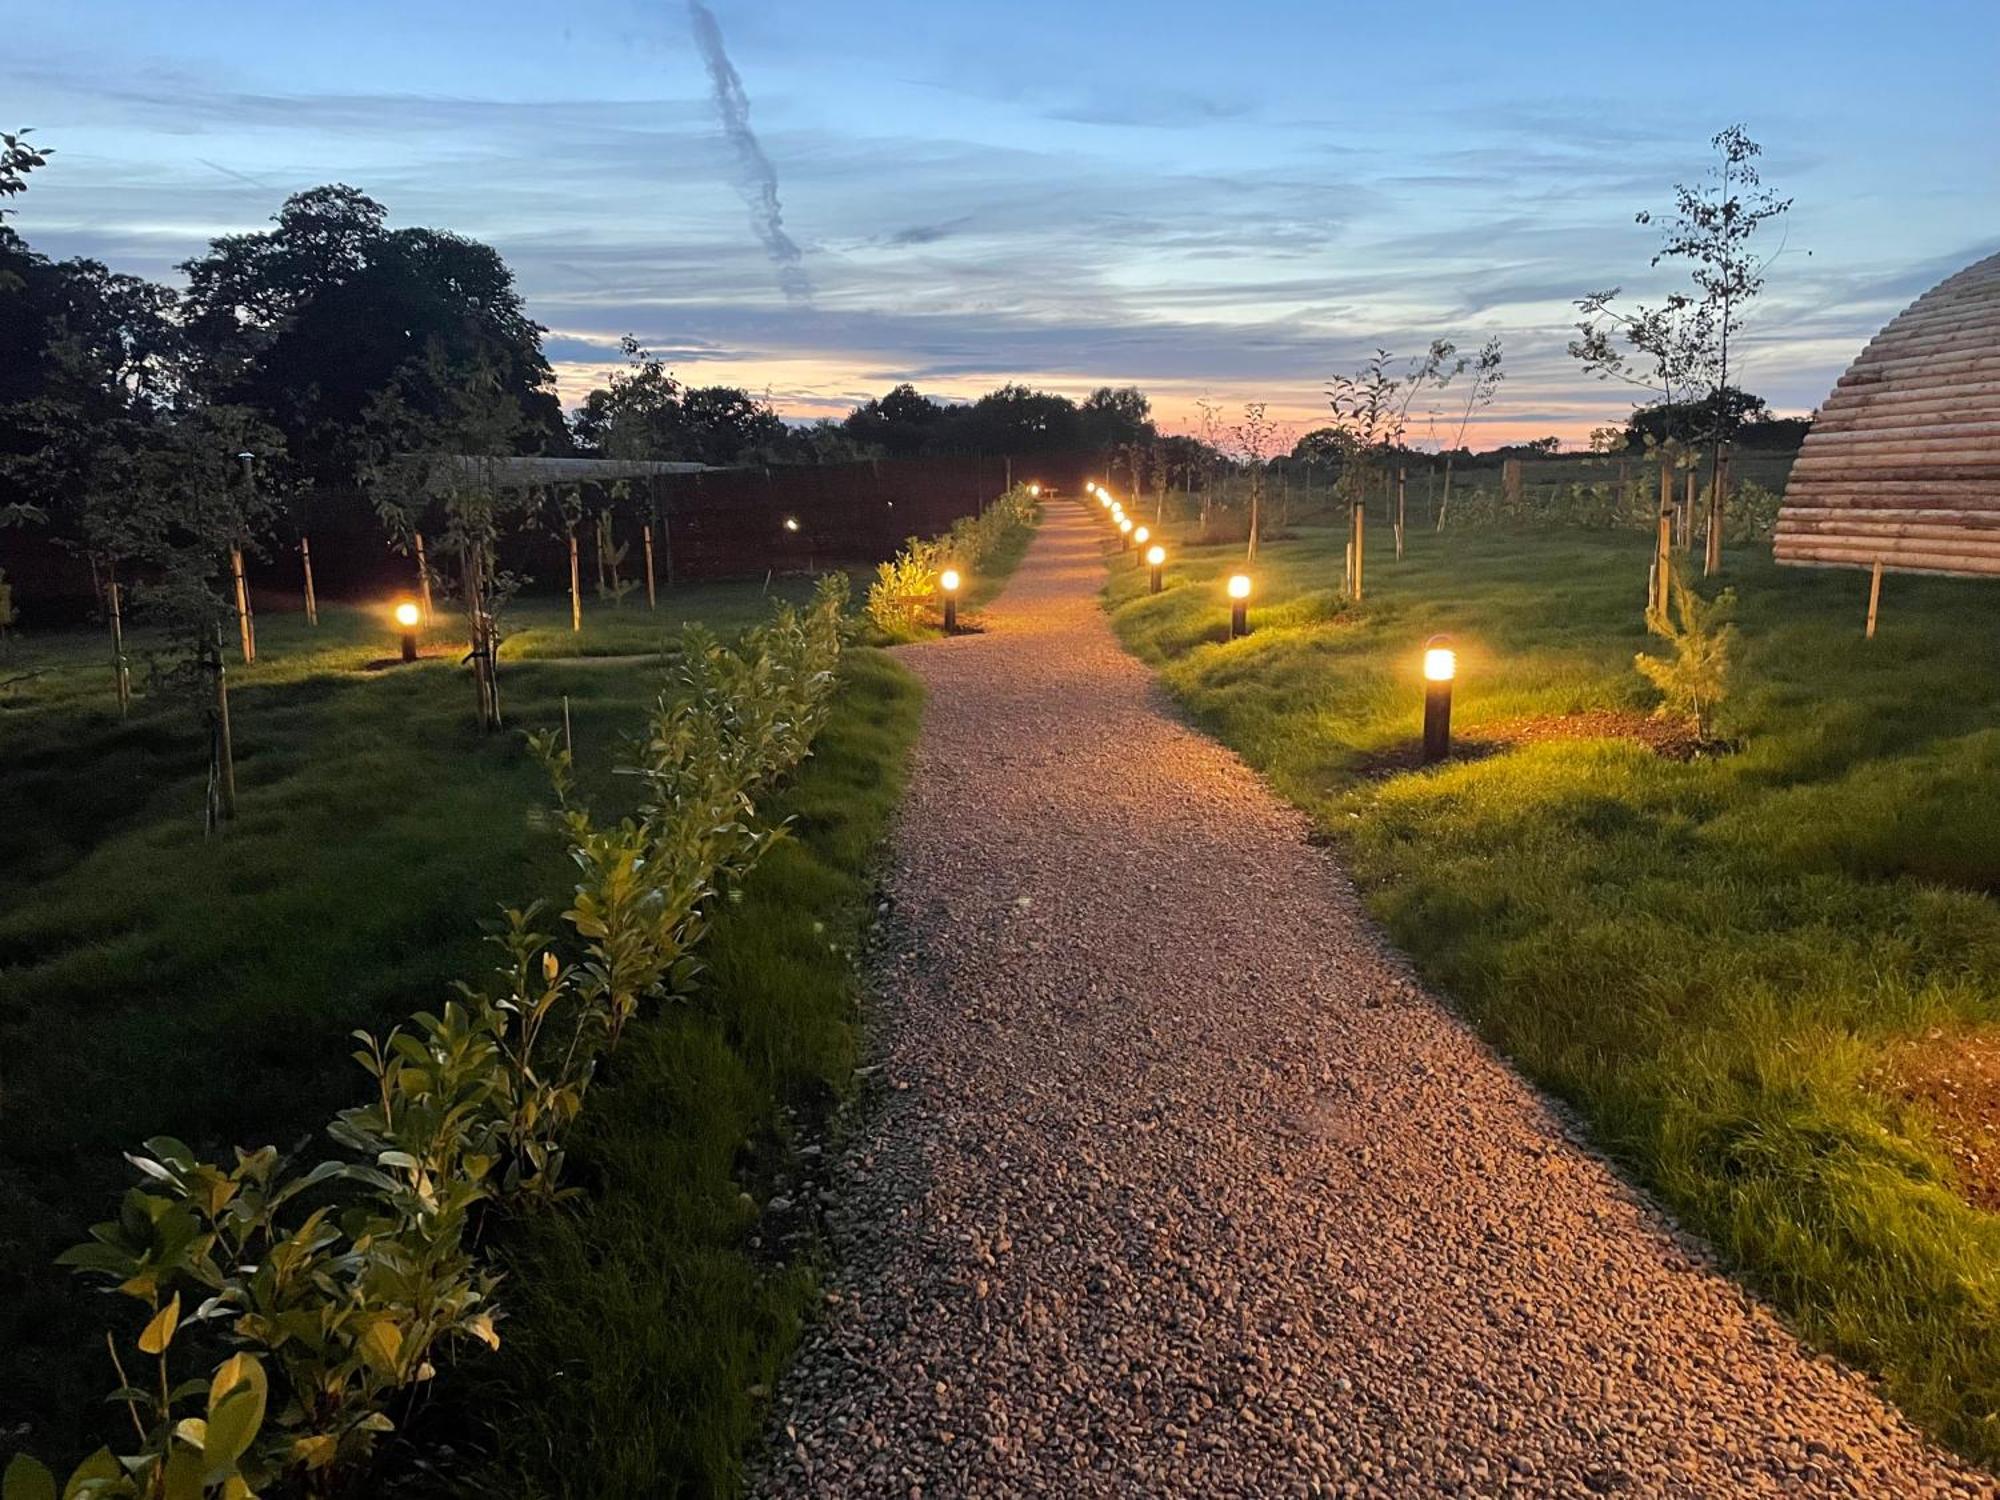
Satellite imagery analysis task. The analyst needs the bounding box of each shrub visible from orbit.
[4,577,851,1498]
[1636,560,1736,738]
[864,484,1039,635]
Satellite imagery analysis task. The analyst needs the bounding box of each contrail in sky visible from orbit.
[687,0,811,303]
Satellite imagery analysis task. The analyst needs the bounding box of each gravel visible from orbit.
[755,508,1992,1498]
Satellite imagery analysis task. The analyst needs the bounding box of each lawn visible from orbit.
[1104,517,2000,1466]
[0,578,915,1479]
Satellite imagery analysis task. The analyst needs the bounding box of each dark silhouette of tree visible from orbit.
[178,185,564,485]
[841,382,946,456]
[1077,385,1156,450]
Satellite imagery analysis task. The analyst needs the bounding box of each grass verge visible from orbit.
[1106,520,2000,1467]
[432,647,921,1496]
[0,579,871,1472]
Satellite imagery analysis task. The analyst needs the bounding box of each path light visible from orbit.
[1118,516,1134,550]
[1423,634,1456,764]
[1029,483,1042,497]
[940,568,962,631]
[1133,524,1151,565]
[1147,544,1166,594]
[394,600,421,663]
[1227,573,1251,638]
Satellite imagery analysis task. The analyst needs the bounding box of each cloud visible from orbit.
[685,0,810,303]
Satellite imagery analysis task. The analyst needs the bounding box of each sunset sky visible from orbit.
[8,0,1996,447]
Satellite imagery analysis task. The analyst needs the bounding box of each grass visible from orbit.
[432,648,921,1497]
[0,577,902,1477]
[1103,515,2000,1467]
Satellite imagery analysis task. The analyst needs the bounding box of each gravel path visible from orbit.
[757,507,1990,1498]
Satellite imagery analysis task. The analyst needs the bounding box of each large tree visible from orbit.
[179,185,564,485]
[840,382,945,457]
[571,337,788,465]
[1077,385,1156,450]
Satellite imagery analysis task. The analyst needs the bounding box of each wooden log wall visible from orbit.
[1776,250,2000,576]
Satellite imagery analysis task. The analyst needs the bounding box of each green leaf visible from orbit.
[3,1454,57,1500]
[202,1353,267,1477]
[160,1443,204,1500]
[358,1319,403,1376]
[60,1449,122,1500]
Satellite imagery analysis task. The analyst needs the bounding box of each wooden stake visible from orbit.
[1654,459,1674,620]
[300,536,319,626]
[567,525,582,632]
[210,629,237,826]
[414,531,435,625]
[643,523,658,609]
[107,579,130,715]
[230,546,255,663]
[1395,466,1407,560]
[1351,501,1366,602]
[1866,558,1883,639]
[1705,444,1729,577]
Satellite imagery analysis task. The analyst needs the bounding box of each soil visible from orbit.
[1877,1030,2000,1214]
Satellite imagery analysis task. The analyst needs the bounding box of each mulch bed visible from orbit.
[1353,708,1715,776]
[1875,1029,2000,1213]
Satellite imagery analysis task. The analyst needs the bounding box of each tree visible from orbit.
[0,128,50,231]
[1570,125,1794,573]
[1325,351,1402,579]
[952,383,1081,453]
[1624,387,1767,450]
[82,405,285,825]
[365,343,540,730]
[1433,336,1502,531]
[1077,386,1156,451]
[1,257,181,545]
[1231,403,1278,560]
[179,185,564,487]
[840,382,944,457]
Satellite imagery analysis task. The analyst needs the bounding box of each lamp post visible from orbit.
[1228,573,1251,638]
[1423,635,1456,763]
[1146,544,1166,594]
[395,601,421,663]
[940,568,961,631]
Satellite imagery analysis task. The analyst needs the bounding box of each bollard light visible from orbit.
[1028,482,1042,497]
[1118,516,1134,550]
[940,567,962,631]
[1422,634,1455,763]
[395,600,421,663]
[1146,544,1166,594]
[1227,573,1251,638]
[1133,524,1150,558]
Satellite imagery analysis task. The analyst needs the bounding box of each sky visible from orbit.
[6,0,1997,447]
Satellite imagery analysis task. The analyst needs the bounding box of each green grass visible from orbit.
[1105,519,2000,1466]
[432,648,921,1497]
[0,578,880,1471]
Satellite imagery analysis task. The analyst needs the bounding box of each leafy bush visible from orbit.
[864,484,1039,635]
[3,577,850,1499]
[1636,560,1735,738]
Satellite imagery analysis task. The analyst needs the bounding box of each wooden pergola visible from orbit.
[1776,249,2000,577]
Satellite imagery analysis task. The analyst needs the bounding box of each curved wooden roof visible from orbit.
[1775,249,2000,576]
